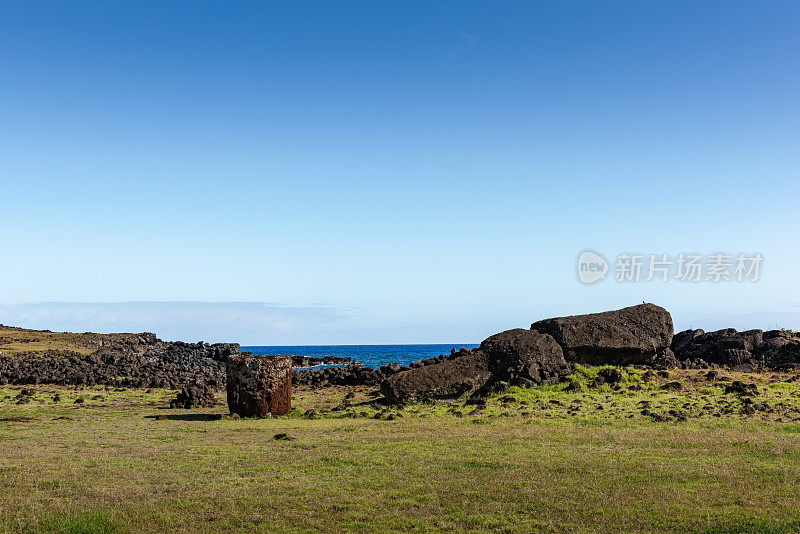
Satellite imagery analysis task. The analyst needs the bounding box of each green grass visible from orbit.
[1,371,800,532]
[6,511,126,534]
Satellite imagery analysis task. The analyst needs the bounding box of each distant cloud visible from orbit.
[456,31,476,48]
[0,301,347,345]
[3,302,798,346]
[451,31,476,56]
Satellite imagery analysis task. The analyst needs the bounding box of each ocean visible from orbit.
[242,344,479,369]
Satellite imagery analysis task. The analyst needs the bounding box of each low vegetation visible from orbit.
[2,368,800,532]
[0,325,133,358]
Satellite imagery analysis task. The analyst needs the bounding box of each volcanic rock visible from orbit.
[226,354,292,417]
[480,329,570,385]
[725,381,758,396]
[530,303,674,366]
[169,384,217,409]
[674,329,763,367]
[380,350,493,404]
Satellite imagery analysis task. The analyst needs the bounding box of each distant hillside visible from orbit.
[0,324,156,358]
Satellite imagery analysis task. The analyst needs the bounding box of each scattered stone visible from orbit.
[169,384,217,409]
[597,368,624,385]
[564,381,584,392]
[494,381,510,394]
[725,381,758,396]
[668,409,689,422]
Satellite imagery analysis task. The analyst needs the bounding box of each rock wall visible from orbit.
[0,335,239,388]
[671,328,800,369]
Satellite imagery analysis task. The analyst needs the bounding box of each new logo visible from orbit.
[577,250,609,284]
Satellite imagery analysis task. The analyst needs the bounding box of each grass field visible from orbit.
[2,369,800,533]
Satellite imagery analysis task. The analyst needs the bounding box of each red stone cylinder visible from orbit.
[226,354,292,417]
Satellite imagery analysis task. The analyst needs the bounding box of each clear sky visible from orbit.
[1,1,799,344]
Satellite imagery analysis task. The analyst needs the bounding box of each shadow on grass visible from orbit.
[0,416,34,423]
[144,413,223,421]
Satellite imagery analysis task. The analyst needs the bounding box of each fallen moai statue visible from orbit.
[379,349,495,405]
[381,303,673,404]
[530,303,674,366]
[380,327,574,404]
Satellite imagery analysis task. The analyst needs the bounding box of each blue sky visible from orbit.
[1,1,799,343]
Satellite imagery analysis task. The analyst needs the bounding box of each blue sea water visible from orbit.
[242,344,479,369]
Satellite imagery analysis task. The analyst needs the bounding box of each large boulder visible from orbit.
[226,354,292,417]
[480,329,569,385]
[380,351,492,404]
[530,303,674,366]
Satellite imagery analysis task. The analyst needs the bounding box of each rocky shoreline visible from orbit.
[1,304,798,401]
